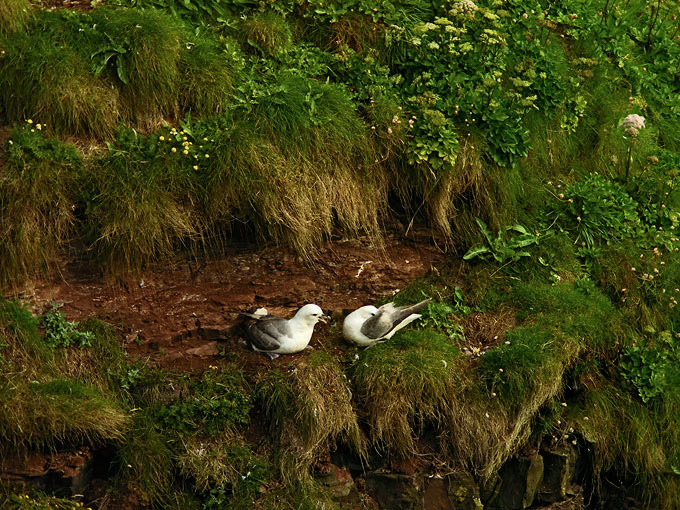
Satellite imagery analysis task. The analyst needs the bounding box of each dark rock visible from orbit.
[364,472,422,510]
[318,464,356,498]
[186,341,219,357]
[0,448,94,495]
[197,326,230,341]
[484,455,544,510]
[538,444,578,503]
[423,470,483,510]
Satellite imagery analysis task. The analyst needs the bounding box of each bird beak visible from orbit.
[319,314,330,324]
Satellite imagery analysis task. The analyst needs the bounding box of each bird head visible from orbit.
[352,305,379,321]
[295,304,328,326]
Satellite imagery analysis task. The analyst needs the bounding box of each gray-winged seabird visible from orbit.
[242,304,328,359]
[342,298,431,347]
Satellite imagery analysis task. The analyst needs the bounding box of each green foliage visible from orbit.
[240,11,292,56]
[552,174,640,248]
[154,369,251,436]
[1,492,84,510]
[178,435,270,509]
[0,0,32,34]
[83,126,202,274]
[0,24,121,137]
[256,351,362,481]
[41,306,95,349]
[351,329,464,456]
[621,330,680,403]
[115,411,176,506]
[463,218,540,264]
[0,124,82,288]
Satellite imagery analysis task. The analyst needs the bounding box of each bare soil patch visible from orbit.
[11,232,446,372]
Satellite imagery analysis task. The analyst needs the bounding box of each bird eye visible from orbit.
[370,312,376,316]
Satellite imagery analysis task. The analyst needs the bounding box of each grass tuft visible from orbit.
[257,351,363,483]
[351,329,464,457]
[0,25,121,138]
[179,34,238,116]
[0,0,32,34]
[0,127,82,288]
[240,11,292,56]
[0,299,129,454]
[84,132,202,275]
[86,8,185,128]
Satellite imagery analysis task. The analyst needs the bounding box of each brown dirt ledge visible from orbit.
[10,231,447,373]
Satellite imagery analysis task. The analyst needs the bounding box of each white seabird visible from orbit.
[242,304,328,359]
[342,298,432,347]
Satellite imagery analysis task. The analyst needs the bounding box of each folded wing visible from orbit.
[360,298,431,340]
[246,316,292,351]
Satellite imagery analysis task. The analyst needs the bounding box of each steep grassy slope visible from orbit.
[2,0,680,508]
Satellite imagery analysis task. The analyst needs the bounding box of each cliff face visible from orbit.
[3,1,680,508]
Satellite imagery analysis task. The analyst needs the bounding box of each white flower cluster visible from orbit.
[620,113,645,137]
[449,0,478,19]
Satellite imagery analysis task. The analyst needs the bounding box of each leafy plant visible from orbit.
[620,330,680,403]
[463,218,540,264]
[552,174,640,248]
[154,369,251,436]
[41,306,95,349]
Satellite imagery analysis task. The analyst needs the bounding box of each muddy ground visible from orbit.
[12,230,448,373]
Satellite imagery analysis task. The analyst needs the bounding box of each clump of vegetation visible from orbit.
[42,306,95,349]
[0,125,82,287]
[351,329,464,457]
[0,491,86,510]
[0,299,128,454]
[257,351,363,482]
[83,127,202,274]
[0,0,32,34]
[0,28,122,138]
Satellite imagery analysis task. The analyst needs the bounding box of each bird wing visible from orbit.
[360,298,431,340]
[246,316,292,351]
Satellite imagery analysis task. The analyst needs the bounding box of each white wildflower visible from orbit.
[449,0,478,19]
[620,114,645,132]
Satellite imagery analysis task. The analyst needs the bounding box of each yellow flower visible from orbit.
[159,136,165,141]
[193,165,199,170]
[171,147,177,153]
[27,119,33,124]
[36,124,42,130]
[205,154,209,158]
[183,150,189,155]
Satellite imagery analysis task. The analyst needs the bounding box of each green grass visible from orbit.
[0,0,32,34]
[179,34,238,116]
[205,77,387,255]
[0,26,121,138]
[257,351,363,483]
[114,411,176,507]
[239,11,293,56]
[351,329,465,457]
[83,132,202,274]
[86,8,185,128]
[569,382,680,508]
[0,299,129,454]
[0,126,82,288]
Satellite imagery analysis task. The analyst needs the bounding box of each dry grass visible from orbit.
[0,127,82,288]
[257,352,363,483]
[0,300,129,454]
[0,31,122,138]
[352,320,584,480]
[0,0,32,34]
[207,115,387,258]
